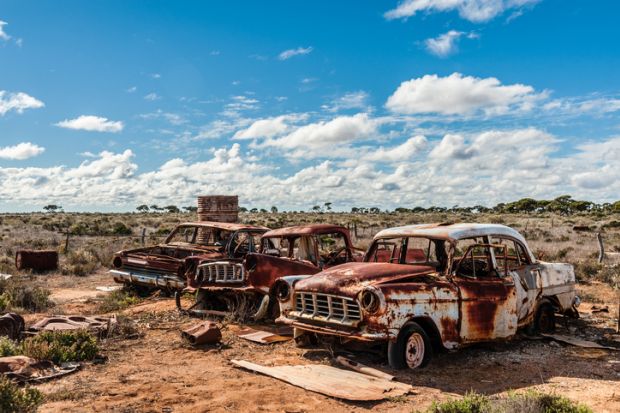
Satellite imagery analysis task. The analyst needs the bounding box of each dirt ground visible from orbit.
[11,270,615,413]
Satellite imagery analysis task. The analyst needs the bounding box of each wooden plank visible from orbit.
[542,334,620,350]
[335,356,395,381]
[231,359,411,401]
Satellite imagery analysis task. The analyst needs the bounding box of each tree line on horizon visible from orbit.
[39,195,620,216]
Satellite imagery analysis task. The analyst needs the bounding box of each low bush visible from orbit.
[22,330,98,364]
[0,337,21,357]
[61,248,98,276]
[97,289,141,313]
[0,375,43,413]
[0,280,53,313]
[424,391,592,413]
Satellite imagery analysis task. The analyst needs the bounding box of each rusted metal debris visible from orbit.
[26,315,116,335]
[231,359,412,401]
[15,249,58,272]
[183,224,364,320]
[0,313,25,340]
[277,223,580,370]
[181,321,221,345]
[335,356,395,381]
[110,221,268,291]
[541,334,619,350]
[0,356,80,382]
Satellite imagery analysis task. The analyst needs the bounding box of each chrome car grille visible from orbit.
[292,292,361,325]
[198,262,244,283]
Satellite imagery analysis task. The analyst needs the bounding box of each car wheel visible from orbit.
[535,302,556,334]
[388,321,433,370]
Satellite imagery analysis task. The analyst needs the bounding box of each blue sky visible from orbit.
[0,0,619,211]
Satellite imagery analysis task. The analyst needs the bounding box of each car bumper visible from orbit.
[110,269,186,290]
[276,316,389,342]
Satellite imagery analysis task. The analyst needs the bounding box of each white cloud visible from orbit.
[0,20,10,41]
[150,73,161,79]
[386,73,545,116]
[139,110,186,126]
[144,93,161,101]
[424,30,477,57]
[0,91,45,116]
[126,86,137,93]
[278,46,313,60]
[384,0,540,23]
[233,114,307,140]
[323,91,370,112]
[262,113,378,158]
[55,115,124,133]
[1,130,619,210]
[0,142,45,160]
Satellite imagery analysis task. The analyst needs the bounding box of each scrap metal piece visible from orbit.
[181,321,221,345]
[0,313,25,340]
[231,359,411,401]
[541,333,620,350]
[237,327,291,344]
[335,356,395,381]
[0,356,80,382]
[15,250,58,272]
[27,315,116,335]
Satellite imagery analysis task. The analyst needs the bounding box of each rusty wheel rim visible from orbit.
[405,332,425,369]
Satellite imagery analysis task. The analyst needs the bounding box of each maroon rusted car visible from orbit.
[180,224,364,319]
[276,223,578,369]
[110,221,269,291]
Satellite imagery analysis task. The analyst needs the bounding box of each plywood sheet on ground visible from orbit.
[231,359,411,401]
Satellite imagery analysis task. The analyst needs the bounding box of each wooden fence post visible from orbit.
[64,230,70,253]
[596,232,605,263]
[141,228,146,246]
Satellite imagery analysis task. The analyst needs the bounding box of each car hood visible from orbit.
[294,261,437,296]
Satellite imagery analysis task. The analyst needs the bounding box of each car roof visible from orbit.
[176,221,269,232]
[373,223,527,244]
[263,224,348,237]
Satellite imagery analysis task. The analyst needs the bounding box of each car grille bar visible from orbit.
[293,291,361,325]
[198,262,244,283]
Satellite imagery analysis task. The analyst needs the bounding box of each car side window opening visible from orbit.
[318,232,349,265]
[454,237,507,279]
[366,237,448,271]
[168,226,198,244]
[292,236,317,265]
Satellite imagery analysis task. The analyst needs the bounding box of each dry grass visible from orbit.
[1,211,619,285]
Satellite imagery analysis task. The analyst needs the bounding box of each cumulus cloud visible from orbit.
[1,129,619,210]
[0,20,10,41]
[0,142,45,160]
[386,73,546,116]
[233,114,307,139]
[144,93,161,101]
[384,0,540,23]
[424,30,477,57]
[55,115,124,133]
[262,113,378,158]
[278,46,313,60]
[0,91,45,116]
[322,91,370,112]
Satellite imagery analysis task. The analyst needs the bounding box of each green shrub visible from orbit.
[22,330,98,364]
[61,249,98,276]
[0,337,21,357]
[97,289,140,313]
[0,280,52,313]
[424,391,592,413]
[112,222,132,236]
[0,375,43,413]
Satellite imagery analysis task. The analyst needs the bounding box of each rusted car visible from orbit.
[110,221,269,291]
[276,223,579,369]
[181,224,364,319]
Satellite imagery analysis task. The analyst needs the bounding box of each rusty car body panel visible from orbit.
[277,223,578,353]
[183,224,363,318]
[110,221,268,290]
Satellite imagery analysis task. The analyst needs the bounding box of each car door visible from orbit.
[452,242,518,342]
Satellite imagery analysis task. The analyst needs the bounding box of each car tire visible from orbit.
[533,302,556,334]
[388,321,433,370]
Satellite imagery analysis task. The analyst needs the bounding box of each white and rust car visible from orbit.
[275,223,579,369]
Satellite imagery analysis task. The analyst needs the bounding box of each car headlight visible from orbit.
[359,288,383,314]
[275,282,291,302]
